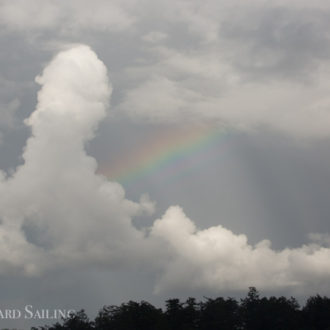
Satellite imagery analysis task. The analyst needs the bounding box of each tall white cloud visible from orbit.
[1,45,330,296]
[0,45,153,275]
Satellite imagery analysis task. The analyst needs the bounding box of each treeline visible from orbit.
[32,287,330,330]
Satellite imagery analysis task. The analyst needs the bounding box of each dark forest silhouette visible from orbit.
[32,287,330,330]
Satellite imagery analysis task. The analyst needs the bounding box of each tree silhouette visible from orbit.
[181,297,200,329]
[94,300,165,330]
[165,298,185,329]
[303,294,330,330]
[240,287,301,330]
[32,310,93,330]
[200,296,241,330]
[33,288,330,330]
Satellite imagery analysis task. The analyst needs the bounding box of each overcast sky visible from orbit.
[2,0,330,327]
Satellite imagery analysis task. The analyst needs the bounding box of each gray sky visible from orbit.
[1,0,330,328]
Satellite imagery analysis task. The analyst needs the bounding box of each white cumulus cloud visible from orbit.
[150,206,330,293]
[0,45,153,275]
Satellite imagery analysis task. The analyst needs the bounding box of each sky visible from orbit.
[1,0,330,327]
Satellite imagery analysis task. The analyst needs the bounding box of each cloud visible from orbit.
[150,206,330,294]
[1,44,330,296]
[0,45,153,275]
[120,46,330,138]
[114,1,330,139]
[0,0,134,32]
[142,31,168,44]
[3,0,330,138]
[120,42,330,138]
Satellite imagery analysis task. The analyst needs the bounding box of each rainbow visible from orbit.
[98,124,227,186]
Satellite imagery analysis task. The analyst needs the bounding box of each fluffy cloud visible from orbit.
[1,45,330,295]
[0,45,153,275]
[150,206,330,293]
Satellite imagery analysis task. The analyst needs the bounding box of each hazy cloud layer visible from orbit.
[0,0,135,32]
[118,1,330,138]
[0,46,330,296]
